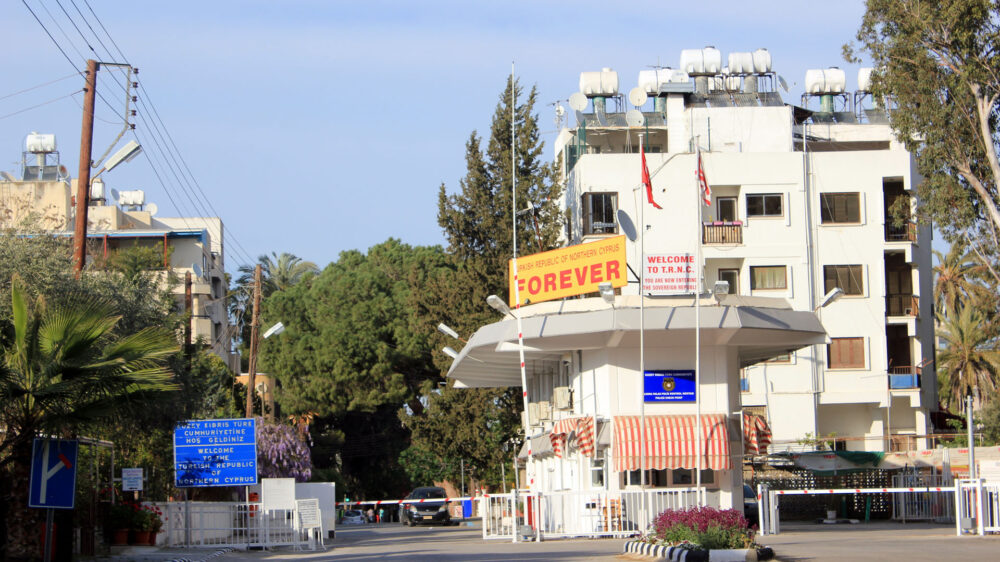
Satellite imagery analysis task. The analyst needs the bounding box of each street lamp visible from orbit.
[442,346,460,360]
[437,322,466,342]
[598,282,615,306]
[816,287,844,310]
[486,294,516,317]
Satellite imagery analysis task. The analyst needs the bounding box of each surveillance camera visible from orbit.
[561,359,571,366]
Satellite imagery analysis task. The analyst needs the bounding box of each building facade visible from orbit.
[0,134,237,372]
[553,50,936,453]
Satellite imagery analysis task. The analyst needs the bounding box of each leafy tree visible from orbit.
[232,252,319,353]
[0,275,178,558]
[403,76,563,488]
[852,1,1000,275]
[936,304,1000,409]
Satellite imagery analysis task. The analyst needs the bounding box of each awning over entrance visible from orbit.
[550,416,595,458]
[614,414,732,472]
[742,413,771,455]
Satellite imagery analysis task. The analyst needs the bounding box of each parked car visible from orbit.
[341,509,365,525]
[400,486,452,526]
[744,484,759,526]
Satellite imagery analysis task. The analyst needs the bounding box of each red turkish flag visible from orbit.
[641,144,662,210]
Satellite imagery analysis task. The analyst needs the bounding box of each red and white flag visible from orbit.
[641,144,662,210]
[697,148,711,206]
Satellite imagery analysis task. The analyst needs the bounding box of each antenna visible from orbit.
[616,209,638,241]
[146,202,158,217]
[553,103,566,128]
[625,109,645,128]
[628,87,648,108]
[568,92,587,112]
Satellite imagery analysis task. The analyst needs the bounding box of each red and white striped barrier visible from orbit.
[336,495,476,507]
[771,487,951,496]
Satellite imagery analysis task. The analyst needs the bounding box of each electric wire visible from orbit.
[0,90,82,121]
[0,72,78,101]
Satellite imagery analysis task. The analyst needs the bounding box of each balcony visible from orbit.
[885,222,916,242]
[888,366,921,389]
[886,294,919,317]
[702,222,743,245]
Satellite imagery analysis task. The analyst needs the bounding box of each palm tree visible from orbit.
[231,253,319,348]
[0,275,178,557]
[933,244,987,315]
[936,304,1000,410]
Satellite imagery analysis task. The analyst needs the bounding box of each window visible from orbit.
[824,265,863,296]
[717,197,737,221]
[820,192,861,223]
[671,469,715,485]
[590,458,606,487]
[746,193,783,217]
[750,266,786,290]
[827,337,865,369]
[765,353,791,363]
[582,192,618,235]
[718,269,739,294]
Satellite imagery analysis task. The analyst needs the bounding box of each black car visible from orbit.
[400,486,452,526]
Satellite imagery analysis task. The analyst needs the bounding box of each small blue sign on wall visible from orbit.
[644,370,696,403]
[173,418,257,488]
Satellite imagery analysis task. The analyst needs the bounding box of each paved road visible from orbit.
[225,521,629,561]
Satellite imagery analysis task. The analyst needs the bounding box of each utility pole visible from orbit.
[184,272,193,356]
[245,264,262,418]
[73,59,98,276]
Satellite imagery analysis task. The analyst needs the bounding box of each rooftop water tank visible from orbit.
[752,48,772,74]
[26,133,56,153]
[805,67,846,95]
[579,68,619,96]
[118,189,145,207]
[728,52,754,74]
[858,67,874,92]
[681,46,722,75]
[703,46,722,74]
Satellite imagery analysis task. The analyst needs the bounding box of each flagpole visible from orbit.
[694,137,703,505]
[510,62,531,543]
[639,134,647,499]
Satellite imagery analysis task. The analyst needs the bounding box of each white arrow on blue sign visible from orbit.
[28,438,78,509]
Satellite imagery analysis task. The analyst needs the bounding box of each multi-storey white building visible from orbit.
[554,49,935,453]
[0,133,237,372]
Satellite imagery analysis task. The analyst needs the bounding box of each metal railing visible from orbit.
[702,222,743,244]
[885,222,917,242]
[892,473,953,522]
[156,501,317,549]
[481,488,701,540]
[955,480,1000,535]
[888,366,921,389]
[886,294,919,317]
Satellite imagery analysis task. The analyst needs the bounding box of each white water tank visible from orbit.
[579,68,619,96]
[90,178,105,201]
[728,52,754,74]
[26,133,56,153]
[118,189,145,207]
[681,46,722,75]
[703,46,722,74]
[824,67,846,93]
[858,67,874,92]
[638,68,689,94]
[752,48,772,74]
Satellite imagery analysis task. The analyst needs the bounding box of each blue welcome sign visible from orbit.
[173,418,258,487]
[644,370,696,403]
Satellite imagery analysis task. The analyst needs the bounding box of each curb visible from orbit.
[167,548,234,562]
[624,541,769,562]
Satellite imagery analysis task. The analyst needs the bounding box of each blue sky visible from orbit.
[1,1,870,271]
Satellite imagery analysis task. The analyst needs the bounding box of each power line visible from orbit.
[0,72,78,101]
[0,90,82,121]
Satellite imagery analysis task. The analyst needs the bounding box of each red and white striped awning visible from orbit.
[614,414,732,472]
[550,416,596,458]
[742,412,771,455]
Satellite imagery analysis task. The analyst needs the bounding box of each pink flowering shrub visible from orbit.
[647,507,754,550]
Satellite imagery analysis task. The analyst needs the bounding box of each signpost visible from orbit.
[173,418,257,488]
[644,370,696,403]
[122,468,143,492]
[29,438,78,562]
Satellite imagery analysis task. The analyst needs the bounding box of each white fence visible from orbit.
[955,479,1000,536]
[480,488,700,540]
[891,473,953,522]
[155,501,321,549]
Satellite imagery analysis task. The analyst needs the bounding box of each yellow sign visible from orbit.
[508,236,627,306]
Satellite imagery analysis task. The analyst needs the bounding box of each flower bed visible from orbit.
[626,506,773,561]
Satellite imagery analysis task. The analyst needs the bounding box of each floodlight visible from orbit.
[818,287,844,309]
[102,140,142,173]
[437,323,460,340]
[487,294,515,317]
[263,322,285,339]
[598,282,615,306]
[443,346,460,359]
[713,280,730,296]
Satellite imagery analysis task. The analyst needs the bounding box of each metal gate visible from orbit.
[891,473,953,522]
[955,479,1000,535]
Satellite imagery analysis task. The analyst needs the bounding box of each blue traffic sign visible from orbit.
[644,369,696,403]
[28,438,78,509]
[173,418,258,488]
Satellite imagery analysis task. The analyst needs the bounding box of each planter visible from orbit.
[133,530,152,544]
[111,528,129,545]
[146,530,159,546]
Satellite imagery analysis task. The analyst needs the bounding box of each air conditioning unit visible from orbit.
[553,387,572,410]
[537,401,552,421]
[527,403,540,426]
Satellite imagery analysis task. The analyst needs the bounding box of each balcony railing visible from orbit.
[885,222,917,242]
[886,294,919,317]
[702,221,743,244]
[888,366,921,389]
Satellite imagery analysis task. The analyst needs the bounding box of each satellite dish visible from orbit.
[191,262,203,278]
[628,87,648,108]
[777,75,789,92]
[569,92,588,111]
[553,103,566,127]
[625,109,645,127]
[616,209,638,242]
[146,202,158,216]
[575,110,587,127]
[0,171,14,181]
[110,188,120,203]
